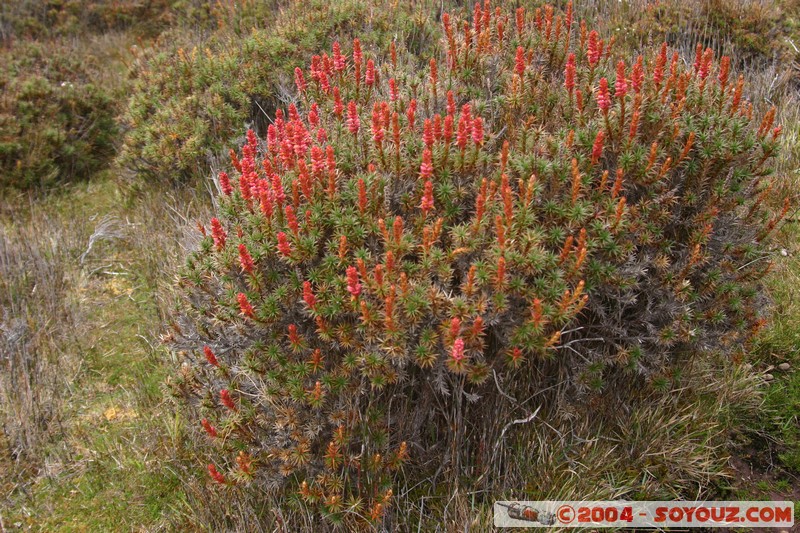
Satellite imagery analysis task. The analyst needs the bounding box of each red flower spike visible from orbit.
[267,125,277,152]
[615,60,627,99]
[389,78,399,102]
[420,148,434,180]
[276,231,292,258]
[203,346,219,367]
[449,317,462,339]
[201,418,217,438]
[457,115,470,151]
[238,244,255,274]
[294,67,307,93]
[219,172,232,196]
[285,204,299,235]
[288,324,301,345]
[308,103,319,127]
[509,347,523,365]
[447,90,456,116]
[333,87,343,117]
[365,59,376,87]
[303,281,317,310]
[319,71,330,94]
[451,338,466,363]
[208,464,226,484]
[514,46,526,77]
[564,53,576,95]
[347,101,360,135]
[587,30,600,66]
[631,55,643,93]
[287,103,299,123]
[596,78,611,113]
[246,129,258,150]
[332,41,346,72]
[472,116,484,146]
[699,47,713,80]
[237,293,255,318]
[406,99,417,130]
[420,180,435,214]
[423,119,434,149]
[353,38,362,67]
[346,266,362,298]
[220,389,236,411]
[591,130,605,165]
[433,114,443,140]
[210,218,226,250]
[654,42,667,87]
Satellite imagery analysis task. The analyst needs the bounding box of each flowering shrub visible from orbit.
[119,0,440,183]
[167,1,787,526]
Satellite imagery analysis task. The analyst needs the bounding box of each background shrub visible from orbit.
[0,41,116,191]
[167,2,788,528]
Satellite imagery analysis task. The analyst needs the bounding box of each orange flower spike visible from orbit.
[718,56,730,92]
[378,218,389,241]
[559,235,574,265]
[495,215,506,249]
[531,297,544,327]
[393,216,404,244]
[386,250,395,274]
[614,197,627,228]
[570,158,582,204]
[731,75,744,114]
[645,142,658,173]
[359,300,372,324]
[472,315,485,337]
[597,170,609,193]
[611,168,624,199]
[495,256,506,289]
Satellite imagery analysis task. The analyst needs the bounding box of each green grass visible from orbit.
[3,177,188,530]
[751,220,800,475]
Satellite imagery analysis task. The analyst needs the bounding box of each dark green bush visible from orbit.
[0,42,116,191]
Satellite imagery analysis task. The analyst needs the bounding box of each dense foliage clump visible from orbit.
[0,42,116,191]
[167,2,787,527]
